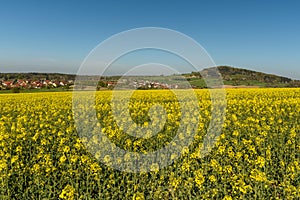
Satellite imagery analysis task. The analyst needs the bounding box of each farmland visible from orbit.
[0,88,299,199]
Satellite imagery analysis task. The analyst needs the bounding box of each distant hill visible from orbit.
[0,72,76,81]
[185,66,300,88]
[1,66,299,89]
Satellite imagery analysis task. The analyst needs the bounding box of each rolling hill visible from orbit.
[185,66,300,88]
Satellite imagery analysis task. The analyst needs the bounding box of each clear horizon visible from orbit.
[0,0,299,79]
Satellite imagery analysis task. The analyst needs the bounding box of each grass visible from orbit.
[0,87,71,94]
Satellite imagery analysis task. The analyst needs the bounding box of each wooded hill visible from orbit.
[186,66,300,88]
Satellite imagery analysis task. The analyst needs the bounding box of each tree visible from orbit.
[97,81,108,90]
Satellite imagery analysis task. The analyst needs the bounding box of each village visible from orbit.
[108,78,180,89]
[0,76,184,92]
[0,78,73,91]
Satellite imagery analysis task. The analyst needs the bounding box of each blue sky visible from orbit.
[0,0,299,79]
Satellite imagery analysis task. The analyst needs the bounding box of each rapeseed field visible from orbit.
[0,89,299,199]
